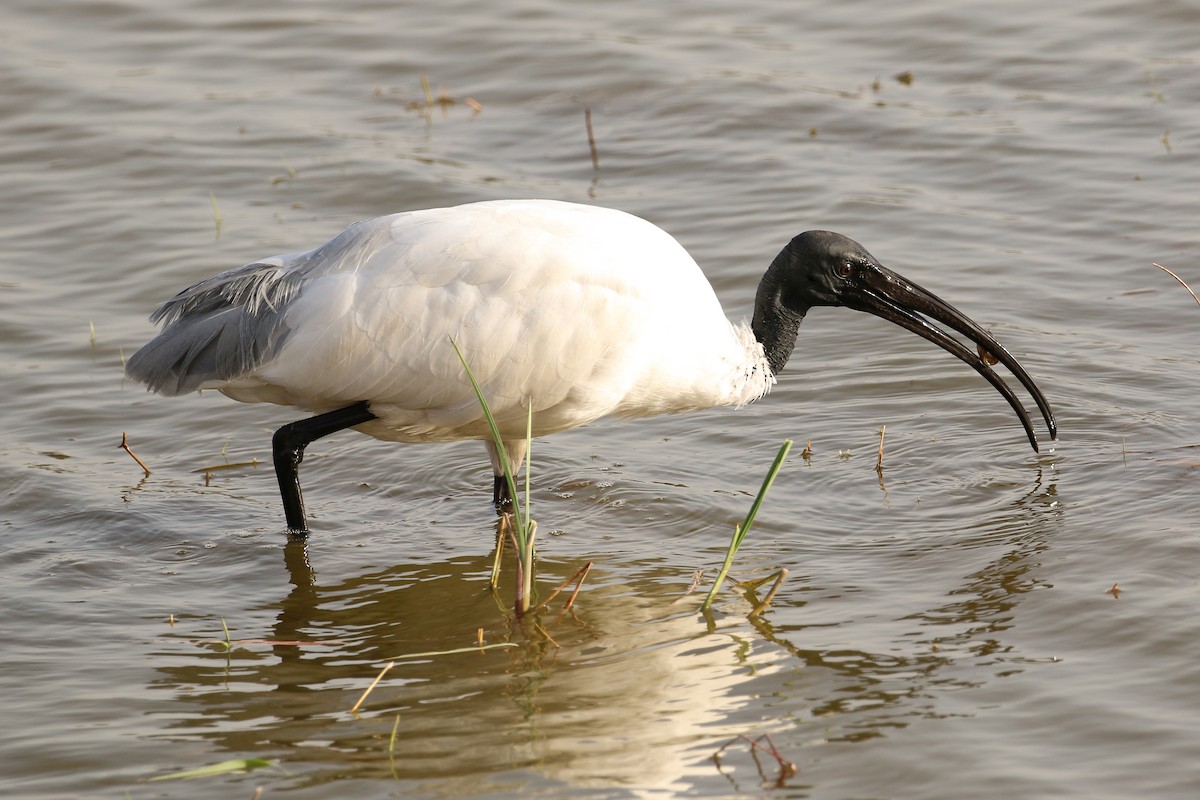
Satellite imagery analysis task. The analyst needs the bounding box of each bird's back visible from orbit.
[127,199,769,443]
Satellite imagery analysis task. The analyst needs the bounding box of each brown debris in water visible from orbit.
[713,732,797,789]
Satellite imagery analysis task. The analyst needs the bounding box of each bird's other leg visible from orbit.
[272,401,377,537]
[493,474,513,511]
[485,438,528,514]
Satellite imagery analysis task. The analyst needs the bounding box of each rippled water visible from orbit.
[3,0,1199,797]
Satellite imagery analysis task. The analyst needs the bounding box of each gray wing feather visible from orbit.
[126,259,304,395]
[126,216,397,396]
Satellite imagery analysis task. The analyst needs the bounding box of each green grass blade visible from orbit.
[733,438,792,549]
[702,523,743,613]
[449,337,525,537]
[388,714,401,780]
[524,402,532,519]
[701,439,792,612]
[450,336,537,613]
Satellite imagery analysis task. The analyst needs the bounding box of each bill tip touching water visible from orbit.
[125,199,1056,535]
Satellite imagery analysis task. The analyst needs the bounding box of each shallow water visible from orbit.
[2,0,1199,797]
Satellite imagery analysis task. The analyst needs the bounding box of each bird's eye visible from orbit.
[835,260,856,279]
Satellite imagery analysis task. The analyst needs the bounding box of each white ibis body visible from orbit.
[126,199,1056,535]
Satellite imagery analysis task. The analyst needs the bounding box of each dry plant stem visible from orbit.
[383,643,516,661]
[489,516,508,590]
[585,107,599,170]
[875,425,886,471]
[748,568,789,618]
[119,432,152,476]
[563,561,592,611]
[533,620,560,648]
[532,561,593,613]
[351,661,395,714]
[1153,262,1200,308]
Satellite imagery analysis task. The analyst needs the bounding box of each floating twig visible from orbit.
[192,458,259,474]
[712,732,797,788]
[149,757,281,782]
[383,643,517,662]
[671,569,705,605]
[1153,262,1200,308]
[875,425,886,472]
[119,432,152,476]
[219,638,347,647]
[351,661,395,714]
[1106,582,1121,599]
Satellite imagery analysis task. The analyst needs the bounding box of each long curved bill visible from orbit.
[847,264,1057,452]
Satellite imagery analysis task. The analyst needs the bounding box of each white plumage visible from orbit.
[132,200,770,473]
[127,198,1055,534]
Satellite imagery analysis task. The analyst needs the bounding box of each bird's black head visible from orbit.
[752,230,1057,452]
[751,231,882,369]
[768,230,885,310]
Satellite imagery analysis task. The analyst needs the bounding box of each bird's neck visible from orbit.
[751,256,808,375]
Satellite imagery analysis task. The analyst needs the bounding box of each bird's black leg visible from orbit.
[272,401,377,537]
[492,473,514,514]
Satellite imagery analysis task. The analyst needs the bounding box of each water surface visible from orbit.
[2,0,1199,797]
